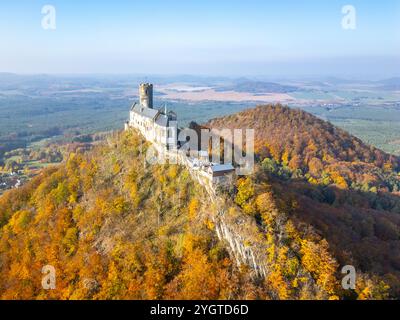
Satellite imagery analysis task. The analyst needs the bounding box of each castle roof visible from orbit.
[208,163,235,177]
[131,102,174,128]
[155,113,169,127]
[210,164,235,172]
[131,102,159,119]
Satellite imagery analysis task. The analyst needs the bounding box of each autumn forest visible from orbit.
[0,105,400,300]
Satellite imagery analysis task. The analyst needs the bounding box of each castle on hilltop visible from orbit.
[125,83,178,150]
[125,85,265,278]
[125,83,235,189]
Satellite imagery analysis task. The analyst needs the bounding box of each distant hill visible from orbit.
[377,77,400,91]
[216,80,298,93]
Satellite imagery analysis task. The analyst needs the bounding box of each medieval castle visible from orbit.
[125,85,267,277]
[127,83,178,150]
[125,83,235,188]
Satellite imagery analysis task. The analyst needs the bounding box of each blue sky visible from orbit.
[0,0,399,77]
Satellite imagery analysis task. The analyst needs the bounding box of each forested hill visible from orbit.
[0,130,350,300]
[0,131,255,299]
[207,104,400,192]
[207,104,400,297]
[1,108,400,299]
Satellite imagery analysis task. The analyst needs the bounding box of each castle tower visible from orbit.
[139,83,153,109]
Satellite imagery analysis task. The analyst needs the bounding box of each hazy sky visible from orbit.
[1,0,399,77]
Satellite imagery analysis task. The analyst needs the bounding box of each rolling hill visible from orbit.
[216,79,298,93]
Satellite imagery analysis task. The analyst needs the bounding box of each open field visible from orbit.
[157,86,294,102]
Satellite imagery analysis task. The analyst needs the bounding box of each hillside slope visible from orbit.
[0,131,251,299]
[206,104,400,297]
[0,130,343,300]
[0,117,398,299]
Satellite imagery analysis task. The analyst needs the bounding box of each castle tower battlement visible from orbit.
[128,83,177,149]
[139,83,153,109]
